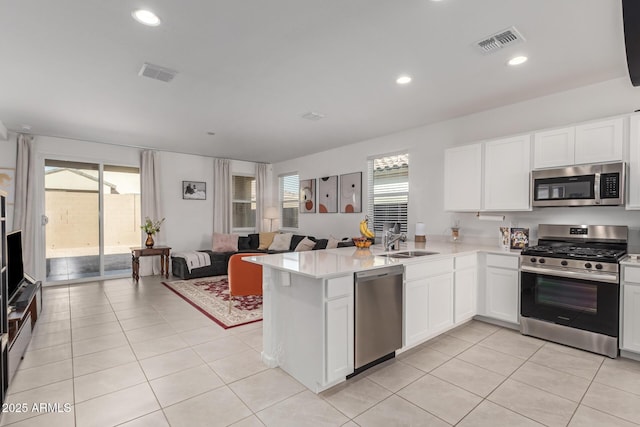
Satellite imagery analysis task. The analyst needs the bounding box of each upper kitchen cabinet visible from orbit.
[484,135,532,211]
[533,117,624,169]
[444,143,482,211]
[533,127,575,168]
[574,118,624,165]
[628,114,640,209]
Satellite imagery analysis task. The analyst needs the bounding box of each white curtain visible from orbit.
[140,150,163,275]
[13,134,36,276]
[255,163,268,232]
[213,158,231,233]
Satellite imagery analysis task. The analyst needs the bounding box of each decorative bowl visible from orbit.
[352,237,372,249]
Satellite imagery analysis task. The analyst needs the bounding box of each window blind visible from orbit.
[279,173,299,228]
[367,154,409,236]
[232,175,256,229]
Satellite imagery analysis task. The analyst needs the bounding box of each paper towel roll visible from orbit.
[415,222,426,236]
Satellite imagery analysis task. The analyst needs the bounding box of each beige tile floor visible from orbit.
[2,275,640,426]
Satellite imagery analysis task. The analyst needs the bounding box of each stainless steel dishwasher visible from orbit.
[354,265,404,371]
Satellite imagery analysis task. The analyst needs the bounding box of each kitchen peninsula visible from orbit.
[246,240,521,393]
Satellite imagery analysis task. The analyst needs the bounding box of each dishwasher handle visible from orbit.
[355,265,404,281]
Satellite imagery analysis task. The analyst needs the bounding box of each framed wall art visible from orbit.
[318,176,338,213]
[183,181,206,200]
[299,178,316,213]
[340,172,362,213]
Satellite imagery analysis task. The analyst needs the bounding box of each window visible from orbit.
[279,173,299,229]
[367,153,409,236]
[232,175,256,230]
[44,159,140,282]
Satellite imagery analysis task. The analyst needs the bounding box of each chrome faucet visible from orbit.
[383,229,407,251]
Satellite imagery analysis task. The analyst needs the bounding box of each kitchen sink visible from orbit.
[378,250,439,258]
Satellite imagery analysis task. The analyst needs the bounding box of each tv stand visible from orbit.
[7,280,41,381]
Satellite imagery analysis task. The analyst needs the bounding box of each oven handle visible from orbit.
[520,265,619,284]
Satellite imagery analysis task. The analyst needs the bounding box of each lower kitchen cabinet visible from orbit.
[485,254,520,324]
[622,266,640,353]
[428,273,454,334]
[325,296,354,382]
[325,276,354,383]
[404,259,454,347]
[454,254,477,323]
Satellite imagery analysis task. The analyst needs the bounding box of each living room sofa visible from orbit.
[171,233,354,280]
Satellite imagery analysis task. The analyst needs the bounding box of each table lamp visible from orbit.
[264,207,279,232]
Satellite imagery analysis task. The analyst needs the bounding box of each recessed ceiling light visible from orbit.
[508,55,528,66]
[396,75,412,85]
[132,9,161,26]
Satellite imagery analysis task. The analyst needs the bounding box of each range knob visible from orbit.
[539,258,546,264]
[595,264,603,270]
[585,262,592,269]
[561,260,568,266]
[530,258,537,263]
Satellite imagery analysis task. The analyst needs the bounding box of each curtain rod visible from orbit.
[6,128,270,164]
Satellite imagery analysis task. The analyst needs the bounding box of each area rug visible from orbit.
[163,276,262,329]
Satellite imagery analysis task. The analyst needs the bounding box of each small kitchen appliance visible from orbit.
[520,224,628,358]
[531,162,624,207]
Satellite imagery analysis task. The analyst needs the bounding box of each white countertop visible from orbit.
[621,255,640,266]
[244,240,521,279]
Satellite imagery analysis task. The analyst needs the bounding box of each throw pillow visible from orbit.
[313,239,328,250]
[269,233,293,251]
[248,233,260,250]
[294,237,316,252]
[289,235,306,251]
[326,235,340,249]
[238,236,251,250]
[212,232,239,252]
[258,232,277,250]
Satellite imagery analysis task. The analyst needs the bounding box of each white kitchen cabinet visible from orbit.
[427,273,454,335]
[622,266,640,353]
[404,259,454,347]
[533,127,575,169]
[454,254,477,324]
[325,295,354,382]
[444,143,482,211]
[405,279,429,345]
[532,117,624,169]
[628,114,640,209]
[484,254,519,324]
[484,135,531,211]
[574,117,624,165]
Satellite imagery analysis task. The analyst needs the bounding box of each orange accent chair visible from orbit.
[228,253,266,312]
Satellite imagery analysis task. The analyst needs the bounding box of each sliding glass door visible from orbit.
[44,160,140,282]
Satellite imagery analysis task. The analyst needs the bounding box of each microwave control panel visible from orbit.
[600,173,620,199]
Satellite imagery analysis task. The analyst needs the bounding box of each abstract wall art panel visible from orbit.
[299,178,316,213]
[318,176,338,213]
[340,172,362,213]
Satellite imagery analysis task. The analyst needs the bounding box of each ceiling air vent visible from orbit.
[475,26,525,54]
[138,62,178,82]
[301,112,326,121]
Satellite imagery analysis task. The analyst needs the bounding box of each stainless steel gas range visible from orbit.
[520,224,628,358]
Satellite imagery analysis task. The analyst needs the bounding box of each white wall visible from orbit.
[273,77,640,244]
[0,134,266,281]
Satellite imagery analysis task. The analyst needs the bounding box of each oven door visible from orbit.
[521,270,619,337]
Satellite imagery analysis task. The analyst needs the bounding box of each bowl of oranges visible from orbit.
[352,237,373,249]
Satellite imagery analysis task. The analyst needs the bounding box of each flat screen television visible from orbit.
[6,230,25,302]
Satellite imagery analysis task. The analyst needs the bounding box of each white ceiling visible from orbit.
[0,1,629,163]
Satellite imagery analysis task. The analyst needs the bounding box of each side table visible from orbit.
[131,246,171,283]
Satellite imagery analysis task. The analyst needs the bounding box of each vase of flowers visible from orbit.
[141,217,165,248]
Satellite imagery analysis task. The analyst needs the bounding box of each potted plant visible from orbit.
[141,217,165,248]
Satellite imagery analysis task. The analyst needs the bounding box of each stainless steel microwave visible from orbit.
[531,162,625,207]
